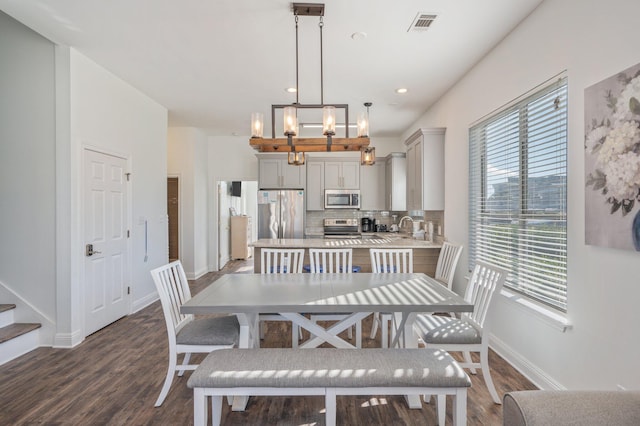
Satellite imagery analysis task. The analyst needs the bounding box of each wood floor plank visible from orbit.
[0,259,537,425]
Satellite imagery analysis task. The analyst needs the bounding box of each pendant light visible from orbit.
[360,102,375,165]
[249,3,372,160]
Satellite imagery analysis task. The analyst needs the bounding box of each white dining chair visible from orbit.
[151,260,239,407]
[298,248,362,348]
[414,261,507,405]
[434,242,463,290]
[369,248,413,348]
[434,242,463,317]
[258,248,305,343]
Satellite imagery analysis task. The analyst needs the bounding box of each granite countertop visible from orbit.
[250,235,442,249]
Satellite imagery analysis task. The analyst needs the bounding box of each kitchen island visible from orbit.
[250,235,442,275]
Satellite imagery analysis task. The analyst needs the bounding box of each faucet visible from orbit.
[398,216,413,231]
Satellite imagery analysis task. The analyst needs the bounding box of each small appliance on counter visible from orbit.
[389,214,398,232]
[361,217,371,232]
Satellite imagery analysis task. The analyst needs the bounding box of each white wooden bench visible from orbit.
[187,348,471,426]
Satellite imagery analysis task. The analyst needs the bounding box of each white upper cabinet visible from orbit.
[385,153,406,211]
[405,128,445,211]
[360,160,386,211]
[324,160,360,189]
[306,161,325,211]
[257,154,306,189]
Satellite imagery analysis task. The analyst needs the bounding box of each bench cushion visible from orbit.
[187,348,471,389]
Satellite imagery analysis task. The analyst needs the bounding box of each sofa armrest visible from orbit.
[503,390,640,426]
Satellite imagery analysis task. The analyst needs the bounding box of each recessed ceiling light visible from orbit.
[285,87,297,93]
[351,32,367,40]
[396,88,408,94]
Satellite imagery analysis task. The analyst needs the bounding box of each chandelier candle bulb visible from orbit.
[357,112,369,137]
[322,106,336,135]
[284,106,297,135]
[251,112,264,138]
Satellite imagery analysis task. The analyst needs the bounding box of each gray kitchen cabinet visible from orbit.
[405,128,445,211]
[360,160,386,210]
[385,153,406,211]
[306,160,325,211]
[324,160,359,189]
[257,154,306,189]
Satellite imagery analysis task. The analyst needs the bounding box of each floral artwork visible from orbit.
[585,62,640,251]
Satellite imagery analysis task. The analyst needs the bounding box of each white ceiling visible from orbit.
[0,0,543,138]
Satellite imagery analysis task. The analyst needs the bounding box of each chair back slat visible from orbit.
[434,242,463,289]
[369,248,413,273]
[151,261,193,340]
[462,261,506,329]
[309,248,353,273]
[261,248,305,274]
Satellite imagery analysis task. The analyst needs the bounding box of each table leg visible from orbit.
[231,313,258,411]
[391,312,423,409]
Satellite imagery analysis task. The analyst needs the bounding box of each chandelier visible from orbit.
[249,3,374,166]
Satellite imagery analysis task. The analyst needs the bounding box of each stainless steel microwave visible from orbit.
[324,189,360,209]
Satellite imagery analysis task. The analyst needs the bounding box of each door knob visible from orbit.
[85,244,102,257]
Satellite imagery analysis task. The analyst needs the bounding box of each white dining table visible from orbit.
[181,272,473,410]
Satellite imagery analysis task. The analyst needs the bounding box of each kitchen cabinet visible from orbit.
[306,160,325,211]
[405,128,445,211]
[324,160,359,189]
[231,216,252,260]
[257,154,306,189]
[385,153,406,211]
[360,160,385,210]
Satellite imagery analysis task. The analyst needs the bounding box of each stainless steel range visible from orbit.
[323,218,361,239]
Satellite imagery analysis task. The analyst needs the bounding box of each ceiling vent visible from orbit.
[408,13,437,32]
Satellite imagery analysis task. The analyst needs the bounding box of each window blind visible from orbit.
[469,76,568,311]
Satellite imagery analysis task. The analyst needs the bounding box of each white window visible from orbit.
[469,75,568,311]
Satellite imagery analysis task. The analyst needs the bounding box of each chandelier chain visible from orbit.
[319,16,324,105]
[295,13,299,104]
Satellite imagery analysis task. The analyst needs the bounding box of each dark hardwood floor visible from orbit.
[0,259,536,425]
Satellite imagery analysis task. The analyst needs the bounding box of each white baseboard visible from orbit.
[132,292,158,314]
[193,266,208,280]
[53,328,84,348]
[490,333,565,391]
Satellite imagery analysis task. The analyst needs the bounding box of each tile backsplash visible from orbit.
[306,209,444,237]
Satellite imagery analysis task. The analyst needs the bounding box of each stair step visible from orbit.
[0,304,16,313]
[0,323,41,344]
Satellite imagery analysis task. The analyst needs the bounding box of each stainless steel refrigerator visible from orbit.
[257,190,305,239]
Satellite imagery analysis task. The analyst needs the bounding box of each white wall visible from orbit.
[59,49,168,345]
[0,11,57,341]
[0,10,169,347]
[207,136,259,270]
[406,0,640,390]
[367,136,404,157]
[167,127,209,279]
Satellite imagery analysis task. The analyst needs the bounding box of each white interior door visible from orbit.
[84,149,129,335]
